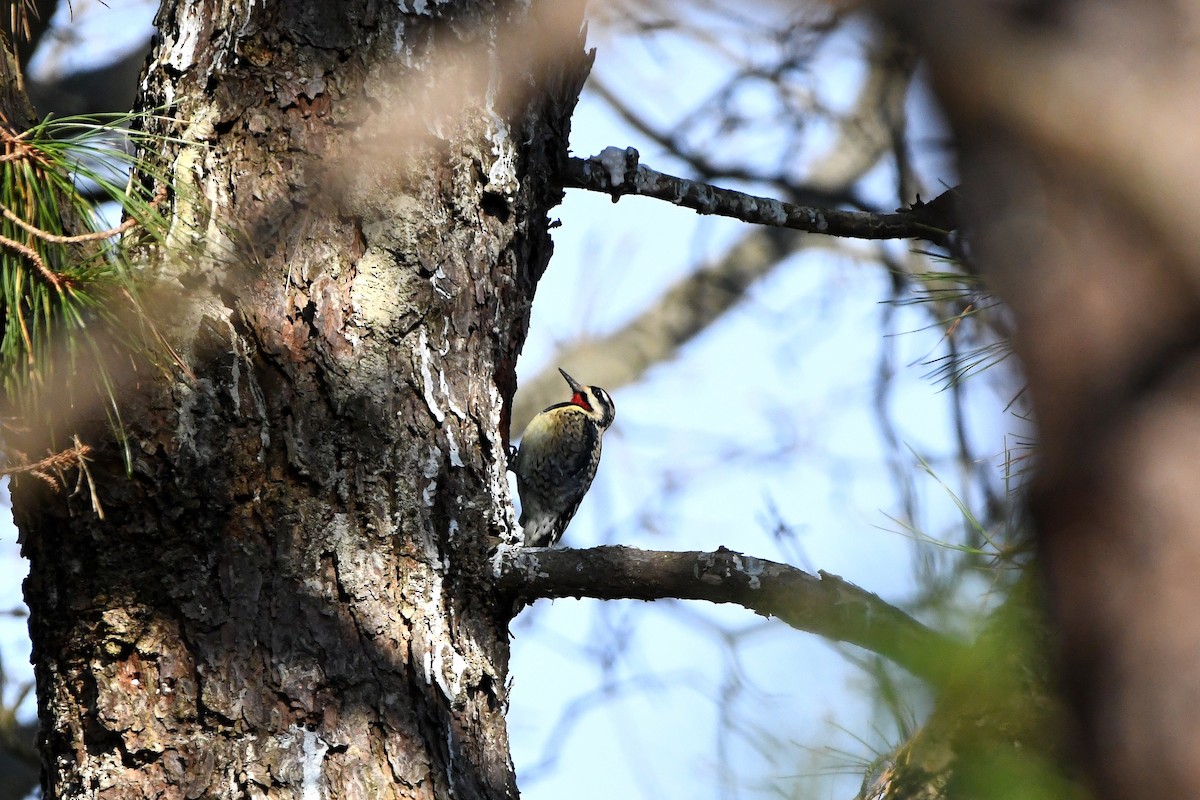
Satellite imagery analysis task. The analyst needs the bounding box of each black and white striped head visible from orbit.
[559,368,616,429]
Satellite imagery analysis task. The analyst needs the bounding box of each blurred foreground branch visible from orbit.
[881,2,1200,798]
[562,148,958,243]
[495,545,964,686]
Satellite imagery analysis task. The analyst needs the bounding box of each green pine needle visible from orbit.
[1,110,182,456]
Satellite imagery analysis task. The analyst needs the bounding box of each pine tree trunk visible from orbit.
[10,2,589,797]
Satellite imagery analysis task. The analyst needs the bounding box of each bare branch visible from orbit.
[562,147,958,243]
[516,27,931,427]
[1,437,102,518]
[495,545,964,686]
[589,77,861,210]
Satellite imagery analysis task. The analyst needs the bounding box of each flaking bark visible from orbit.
[11,1,591,798]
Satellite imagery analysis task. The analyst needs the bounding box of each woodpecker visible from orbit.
[512,368,616,547]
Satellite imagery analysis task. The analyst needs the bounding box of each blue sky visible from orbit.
[506,11,1020,799]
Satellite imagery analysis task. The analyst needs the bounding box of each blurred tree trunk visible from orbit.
[890,3,1200,799]
[9,1,589,797]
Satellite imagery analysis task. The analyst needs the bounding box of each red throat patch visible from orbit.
[571,392,593,412]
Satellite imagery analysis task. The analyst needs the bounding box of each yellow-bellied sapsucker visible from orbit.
[512,368,616,547]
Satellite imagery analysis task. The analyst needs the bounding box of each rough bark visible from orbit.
[10,1,590,798]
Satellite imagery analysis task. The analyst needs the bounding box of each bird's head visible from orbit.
[559,368,616,429]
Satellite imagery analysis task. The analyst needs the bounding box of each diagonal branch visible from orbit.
[561,147,959,244]
[511,226,804,431]
[494,545,965,686]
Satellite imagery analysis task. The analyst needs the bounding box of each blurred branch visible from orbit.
[890,2,1200,274]
[495,545,965,686]
[590,24,920,207]
[516,27,929,427]
[881,3,1200,798]
[27,38,149,117]
[0,648,37,800]
[807,28,918,195]
[512,225,802,429]
[562,147,958,242]
[0,718,38,800]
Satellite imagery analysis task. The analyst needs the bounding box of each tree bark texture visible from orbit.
[11,1,590,797]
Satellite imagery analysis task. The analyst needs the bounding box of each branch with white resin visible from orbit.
[562,147,958,244]
[494,545,964,685]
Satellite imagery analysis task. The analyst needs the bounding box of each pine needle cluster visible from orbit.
[0,111,177,467]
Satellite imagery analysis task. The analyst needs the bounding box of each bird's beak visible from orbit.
[558,368,584,393]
